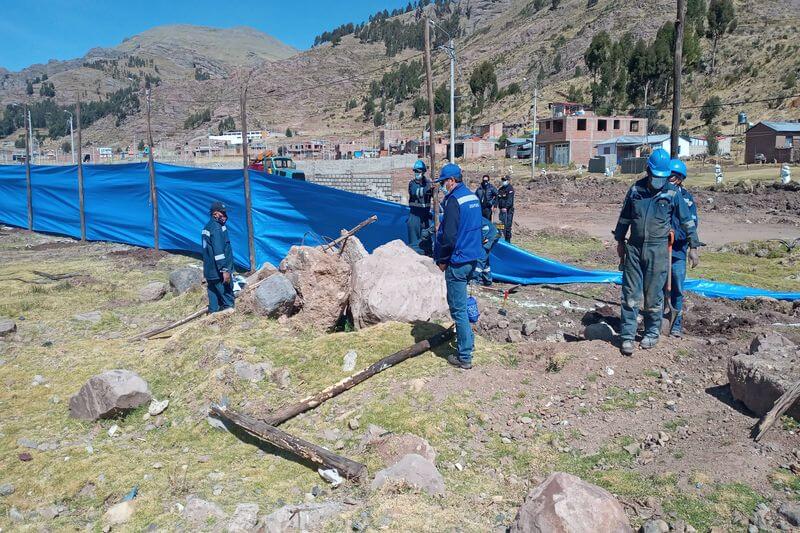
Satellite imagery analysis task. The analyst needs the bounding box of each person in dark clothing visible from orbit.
[475,174,498,221]
[474,216,500,286]
[202,201,235,313]
[497,175,515,242]
[667,159,699,338]
[407,159,433,254]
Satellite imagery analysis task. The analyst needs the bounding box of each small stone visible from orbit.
[521,320,539,336]
[17,437,38,449]
[148,398,169,416]
[9,507,24,522]
[520,416,533,425]
[605,367,615,376]
[139,282,167,302]
[108,425,120,437]
[272,368,291,388]
[371,454,445,495]
[349,418,360,430]
[227,503,259,532]
[74,310,102,324]
[641,519,669,533]
[153,462,163,469]
[624,443,641,456]
[507,329,523,343]
[169,267,203,295]
[342,350,358,372]
[0,318,17,336]
[104,500,135,525]
[32,374,46,386]
[0,483,15,496]
[778,502,800,526]
[234,360,272,382]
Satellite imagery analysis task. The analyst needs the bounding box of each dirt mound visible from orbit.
[108,248,169,267]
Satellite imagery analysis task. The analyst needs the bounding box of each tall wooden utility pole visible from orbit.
[76,99,86,240]
[670,0,685,158]
[423,18,439,231]
[24,105,32,230]
[145,85,160,250]
[240,76,256,271]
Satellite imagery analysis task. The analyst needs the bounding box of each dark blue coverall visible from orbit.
[475,217,500,285]
[497,183,514,242]
[613,178,699,341]
[407,176,433,254]
[475,182,498,221]
[669,187,698,334]
[202,218,235,312]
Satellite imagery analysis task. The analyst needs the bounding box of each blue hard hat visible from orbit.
[669,158,687,179]
[647,148,672,178]
[413,159,427,172]
[436,163,462,183]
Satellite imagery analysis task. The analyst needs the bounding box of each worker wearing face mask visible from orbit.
[202,201,235,313]
[407,159,433,255]
[475,174,498,221]
[496,175,515,242]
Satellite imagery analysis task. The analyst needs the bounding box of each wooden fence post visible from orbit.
[77,99,86,241]
[240,79,256,271]
[24,105,32,230]
[146,86,160,250]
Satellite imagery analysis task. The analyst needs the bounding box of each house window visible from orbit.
[577,118,587,131]
[553,120,563,133]
[545,121,551,130]
[613,119,620,129]
[786,136,794,148]
[597,119,607,131]
[603,147,611,155]
[630,120,640,132]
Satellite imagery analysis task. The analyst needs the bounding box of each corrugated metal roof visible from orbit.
[594,134,670,146]
[760,121,800,133]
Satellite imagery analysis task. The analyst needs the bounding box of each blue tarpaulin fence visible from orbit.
[1,162,797,301]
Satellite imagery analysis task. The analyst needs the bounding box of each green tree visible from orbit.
[584,31,611,82]
[468,61,498,109]
[373,111,385,126]
[553,52,562,73]
[217,116,235,134]
[551,0,561,9]
[700,96,722,124]
[15,136,25,148]
[26,80,33,95]
[707,126,720,155]
[706,0,736,73]
[363,98,375,119]
[412,96,427,118]
[285,127,293,137]
[137,139,145,152]
[686,0,706,36]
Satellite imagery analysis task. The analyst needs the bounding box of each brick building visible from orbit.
[535,103,647,166]
[744,121,800,163]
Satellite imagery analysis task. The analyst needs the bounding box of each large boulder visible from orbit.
[169,266,203,295]
[370,453,445,496]
[510,472,633,533]
[69,370,151,421]
[139,281,167,302]
[729,333,800,417]
[0,318,16,337]
[279,246,351,331]
[350,240,448,329]
[260,502,343,533]
[250,274,297,317]
[182,496,226,528]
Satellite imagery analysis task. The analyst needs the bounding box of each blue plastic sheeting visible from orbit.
[0,162,798,302]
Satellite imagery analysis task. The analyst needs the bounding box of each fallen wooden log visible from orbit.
[32,270,79,281]
[752,379,800,441]
[321,215,377,253]
[209,404,367,480]
[132,307,208,341]
[262,327,454,426]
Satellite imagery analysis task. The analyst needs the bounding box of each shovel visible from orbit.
[663,231,677,333]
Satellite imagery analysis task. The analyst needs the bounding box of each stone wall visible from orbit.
[307,174,403,203]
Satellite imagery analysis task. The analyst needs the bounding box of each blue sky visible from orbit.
[0,0,411,72]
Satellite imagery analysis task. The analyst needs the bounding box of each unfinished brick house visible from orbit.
[535,103,648,167]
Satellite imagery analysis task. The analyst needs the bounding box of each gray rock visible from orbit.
[371,453,445,495]
[251,274,297,317]
[227,503,259,532]
[361,424,390,445]
[139,282,167,302]
[510,472,632,533]
[750,332,797,355]
[169,266,203,295]
[368,433,436,465]
[0,318,16,336]
[74,310,102,324]
[234,360,273,382]
[37,504,66,520]
[182,496,227,527]
[17,437,38,449]
[584,322,616,342]
[728,348,800,418]
[260,502,343,533]
[779,502,800,526]
[521,320,539,336]
[340,235,369,267]
[342,350,358,372]
[640,519,669,533]
[69,369,151,421]
[0,483,15,496]
[272,368,291,389]
[507,329,523,343]
[9,507,24,522]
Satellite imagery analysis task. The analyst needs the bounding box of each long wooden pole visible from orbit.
[320,215,377,252]
[262,327,454,426]
[76,99,86,241]
[753,380,800,441]
[240,81,256,271]
[423,18,439,232]
[670,0,685,158]
[24,105,32,230]
[210,404,367,480]
[146,86,160,250]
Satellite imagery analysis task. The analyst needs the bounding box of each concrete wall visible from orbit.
[296,154,418,175]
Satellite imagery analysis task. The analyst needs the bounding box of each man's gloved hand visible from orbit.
[438,263,447,272]
[222,271,231,284]
[616,241,626,260]
[688,248,700,269]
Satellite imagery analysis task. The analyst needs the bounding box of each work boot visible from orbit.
[620,340,634,357]
[446,354,472,370]
[640,335,659,349]
[670,328,683,338]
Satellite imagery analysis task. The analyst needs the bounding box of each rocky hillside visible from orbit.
[1,0,799,155]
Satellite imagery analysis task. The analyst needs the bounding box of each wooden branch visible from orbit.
[209,404,367,481]
[262,327,454,426]
[132,308,207,341]
[321,215,377,252]
[753,380,800,441]
[32,270,79,281]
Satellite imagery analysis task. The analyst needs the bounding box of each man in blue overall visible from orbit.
[667,159,699,338]
[474,217,500,286]
[407,159,433,254]
[613,149,700,356]
[202,201,235,313]
[434,163,483,370]
[475,174,498,221]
